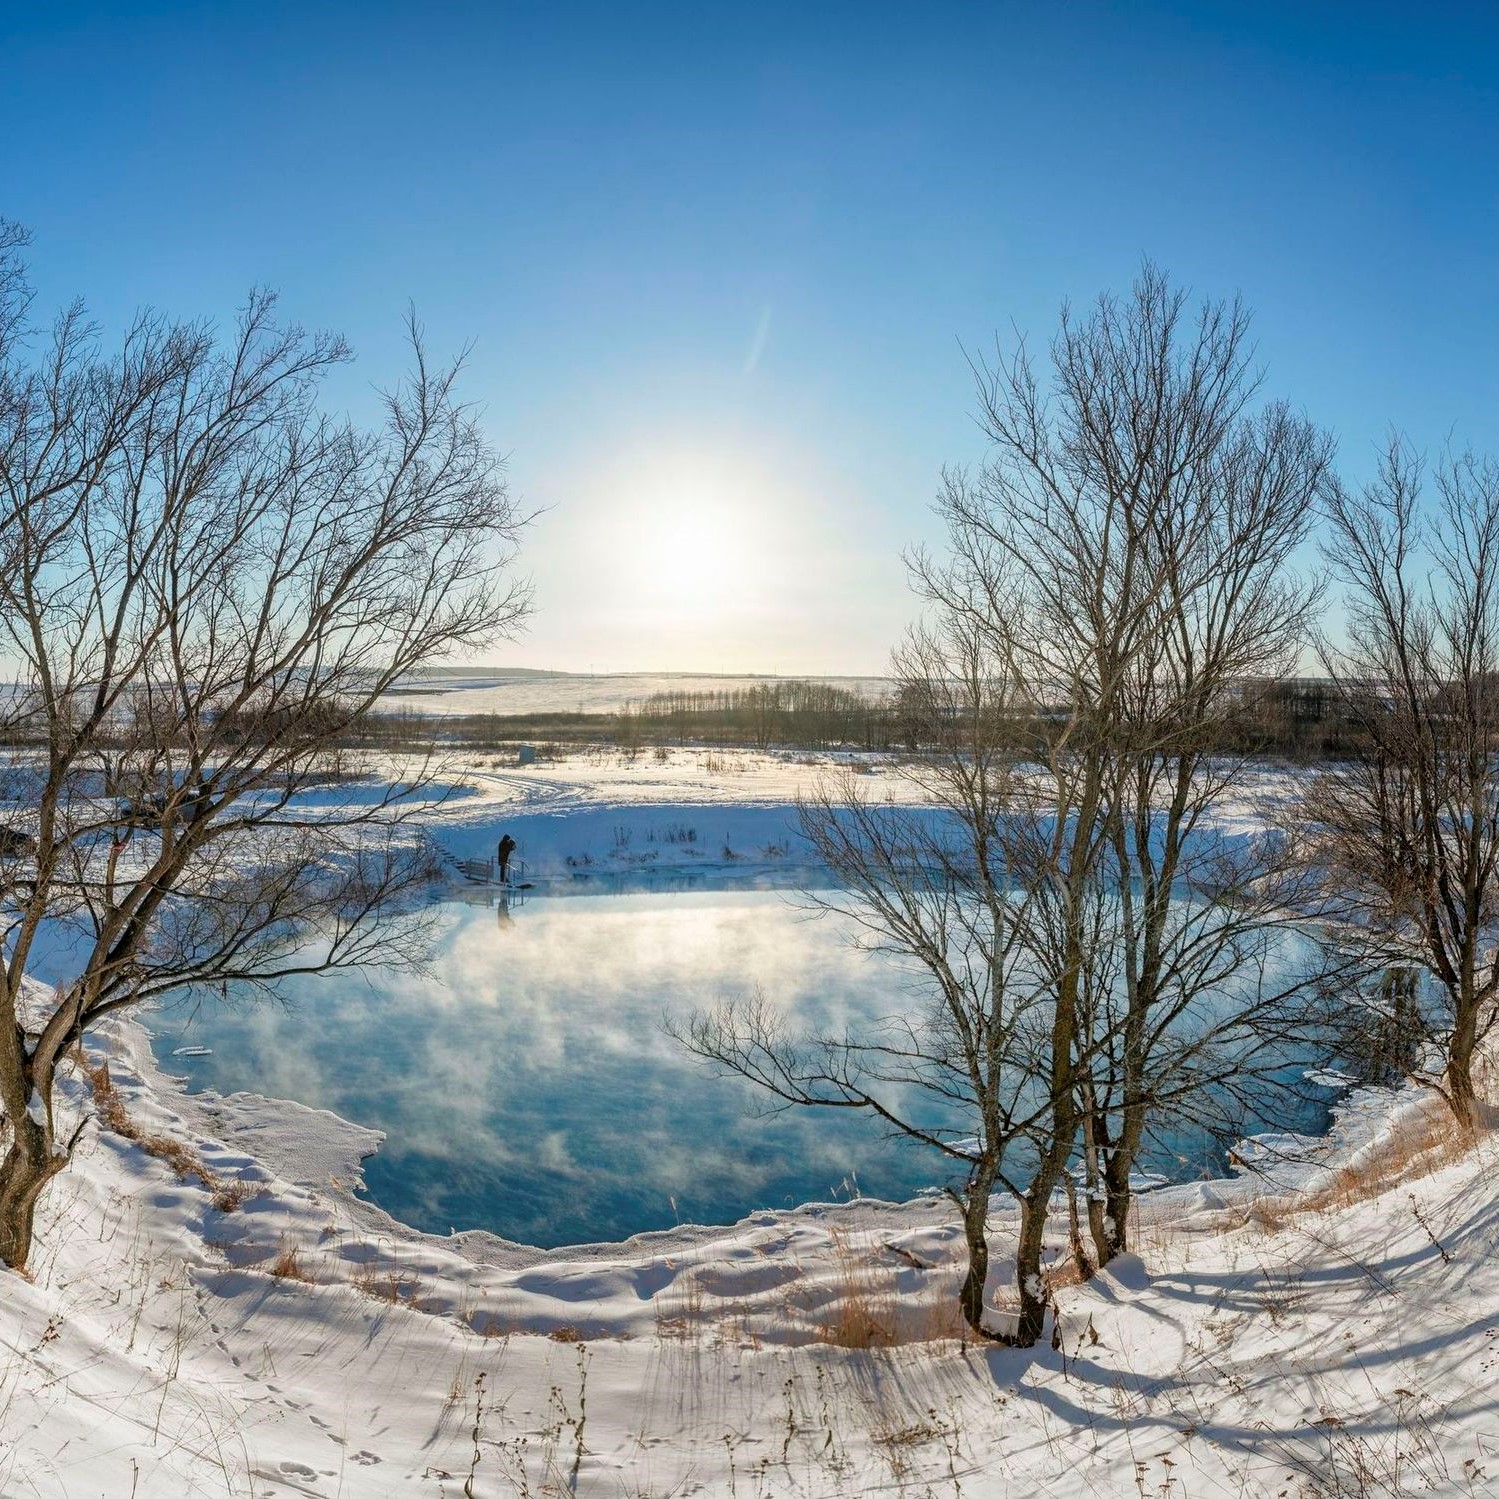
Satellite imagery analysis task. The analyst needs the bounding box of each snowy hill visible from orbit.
[0,752,1486,1497]
[2,1003,1486,1496]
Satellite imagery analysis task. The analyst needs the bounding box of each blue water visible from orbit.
[151,883,1326,1247]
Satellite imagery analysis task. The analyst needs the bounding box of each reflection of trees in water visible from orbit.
[154,893,1328,1250]
[1335,966,1425,1088]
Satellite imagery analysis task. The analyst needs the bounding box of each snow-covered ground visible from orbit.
[415,745,1309,884]
[377,671,892,717]
[2,750,1489,1496]
[420,745,918,886]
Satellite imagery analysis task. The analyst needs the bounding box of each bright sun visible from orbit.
[641,501,737,600]
[612,451,762,611]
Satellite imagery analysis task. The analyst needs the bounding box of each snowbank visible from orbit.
[2,752,1488,1495]
[6,989,1485,1496]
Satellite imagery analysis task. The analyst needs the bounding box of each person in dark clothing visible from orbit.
[496,834,517,884]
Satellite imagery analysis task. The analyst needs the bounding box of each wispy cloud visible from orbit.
[742,302,772,375]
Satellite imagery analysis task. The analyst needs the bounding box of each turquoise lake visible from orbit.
[152,882,1328,1247]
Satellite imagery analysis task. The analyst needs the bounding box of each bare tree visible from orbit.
[918,264,1335,1269]
[674,620,1072,1343]
[0,223,529,1268]
[683,266,1337,1341]
[1307,440,1499,1129]
[681,265,1337,1341]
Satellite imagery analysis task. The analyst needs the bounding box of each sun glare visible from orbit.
[641,499,736,600]
[611,451,766,613]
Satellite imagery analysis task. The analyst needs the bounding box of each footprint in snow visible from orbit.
[349,1451,381,1466]
[278,1460,318,1478]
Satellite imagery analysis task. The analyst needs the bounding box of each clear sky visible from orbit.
[4,1,1498,674]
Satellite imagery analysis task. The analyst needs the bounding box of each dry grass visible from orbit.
[469,1310,517,1339]
[86,1059,133,1134]
[810,1230,970,1348]
[210,1178,256,1213]
[268,1237,314,1283]
[1246,1103,1473,1236]
[134,1132,212,1188]
[84,1058,259,1212]
[1043,1254,1092,1293]
[1305,1107,1468,1209]
[810,1230,899,1348]
[816,1295,896,1349]
[654,1268,707,1341]
[351,1258,426,1306]
[651,1234,973,1349]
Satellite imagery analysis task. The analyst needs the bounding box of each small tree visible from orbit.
[675,621,1073,1343]
[1307,440,1499,1129]
[920,264,1336,1269]
[0,223,529,1268]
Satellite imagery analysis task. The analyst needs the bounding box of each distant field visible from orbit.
[378,671,892,717]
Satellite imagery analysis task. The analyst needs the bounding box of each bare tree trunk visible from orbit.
[1063,1175,1095,1283]
[1085,1192,1109,1269]
[957,1177,996,1336]
[1013,1188,1053,1348]
[1098,1150,1134,1266]
[1448,994,1482,1131]
[0,1119,64,1273]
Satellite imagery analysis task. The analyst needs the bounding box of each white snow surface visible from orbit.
[2,750,1491,1496]
[378,670,892,717]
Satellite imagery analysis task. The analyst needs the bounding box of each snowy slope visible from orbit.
[0,752,1489,1497]
[5,1017,1485,1497]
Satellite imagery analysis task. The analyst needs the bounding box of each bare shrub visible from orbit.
[268,1239,313,1282]
[83,1058,264,1212]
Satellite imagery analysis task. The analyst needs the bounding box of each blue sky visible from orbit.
[4,1,1497,672]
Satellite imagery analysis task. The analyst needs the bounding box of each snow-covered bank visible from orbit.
[418,746,907,886]
[6,991,1486,1497]
[413,745,1308,889]
[3,751,1490,1495]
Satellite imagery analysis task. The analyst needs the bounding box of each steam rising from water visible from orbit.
[157,889,939,1246]
[155,885,1322,1247]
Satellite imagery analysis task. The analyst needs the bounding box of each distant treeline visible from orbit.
[1220,678,1368,758]
[611,676,1370,757]
[0,675,1385,759]
[338,680,897,752]
[337,675,1373,758]
[618,680,892,749]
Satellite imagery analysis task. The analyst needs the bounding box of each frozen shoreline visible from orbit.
[6,747,1485,1496]
[121,752,1406,1274]
[134,995,1421,1272]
